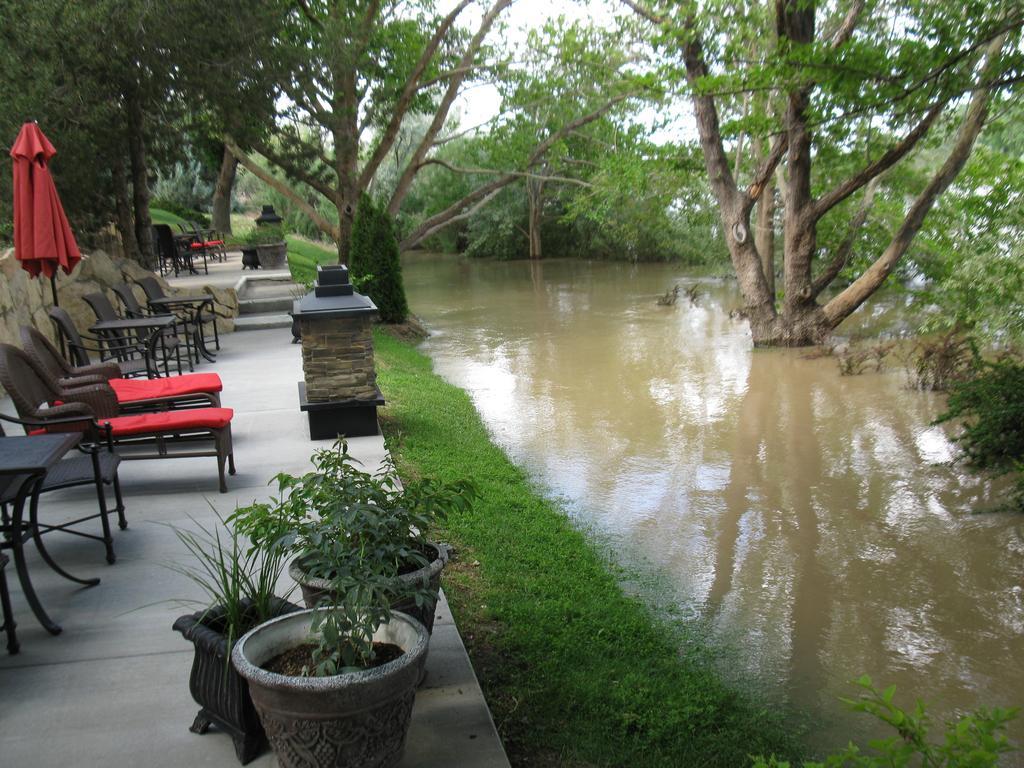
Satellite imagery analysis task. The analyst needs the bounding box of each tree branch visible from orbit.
[828,0,866,48]
[822,36,1006,327]
[226,139,340,242]
[250,140,337,200]
[359,0,476,188]
[386,0,513,212]
[812,97,947,221]
[810,175,879,297]
[419,158,594,187]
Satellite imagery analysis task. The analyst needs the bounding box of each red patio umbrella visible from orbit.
[10,122,81,305]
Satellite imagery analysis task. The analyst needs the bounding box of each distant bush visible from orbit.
[349,194,409,324]
[937,356,1024,506]
[151,156,213,215]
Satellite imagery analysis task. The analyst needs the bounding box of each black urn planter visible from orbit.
[173,598,302,764]
[290,542,447,634]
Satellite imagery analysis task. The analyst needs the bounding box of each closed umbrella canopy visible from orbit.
[10,122,81,290]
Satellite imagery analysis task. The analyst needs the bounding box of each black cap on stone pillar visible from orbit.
[292,264,377,320]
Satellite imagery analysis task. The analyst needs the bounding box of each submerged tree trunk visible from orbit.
[112,152,140,262]
[527,177,545,260]
[126,90,156,270]
[211,144,238,234]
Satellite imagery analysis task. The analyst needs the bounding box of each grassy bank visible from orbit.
[286,235,335,283]
[373,330,802,767]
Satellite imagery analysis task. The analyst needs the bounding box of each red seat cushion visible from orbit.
[105,408,233,436]
[109,374,222,402]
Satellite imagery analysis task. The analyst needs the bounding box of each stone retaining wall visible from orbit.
[0,248,239,378]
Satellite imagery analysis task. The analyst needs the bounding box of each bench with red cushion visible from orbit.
[108,373,222,402]
[190,240,224,249]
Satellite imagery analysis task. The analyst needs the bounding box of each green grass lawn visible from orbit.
[149,207,186,227]
[286,235,336,284]
[373,330,803,767]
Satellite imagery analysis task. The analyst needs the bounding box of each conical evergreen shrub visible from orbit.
[348,194,409,324]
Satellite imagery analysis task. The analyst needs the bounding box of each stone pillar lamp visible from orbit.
[294,264,384,439]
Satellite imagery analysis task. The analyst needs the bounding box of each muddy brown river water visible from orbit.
[403,254,1024,755]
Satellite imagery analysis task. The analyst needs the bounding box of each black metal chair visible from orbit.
[1,552,16,653]
[81,291,185,376]
[182,221,225,264]
[137,276,220,353]
[152,224,197,277]
[49,307,153,379]
[111,284,196,367]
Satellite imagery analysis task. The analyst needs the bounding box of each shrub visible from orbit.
[349,194,409,324]
[151,197,211,228]
[936,356,1024,506]
[754,677,1017,767]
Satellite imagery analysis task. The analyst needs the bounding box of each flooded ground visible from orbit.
[402,254,1024,755]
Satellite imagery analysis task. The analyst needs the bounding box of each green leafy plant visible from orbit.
[753,677,1017,767]
[168,512,291,649]
[230,440,475,675]
[242,223,286,246]
[936,356,1024,506]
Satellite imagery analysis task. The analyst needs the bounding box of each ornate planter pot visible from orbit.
[256,242,288,269]
[173,598,301,764]
[289,542,446,633]
[232,608,428,768]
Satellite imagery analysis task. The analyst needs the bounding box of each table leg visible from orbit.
[11,477,62,635]
[29,483,101,587]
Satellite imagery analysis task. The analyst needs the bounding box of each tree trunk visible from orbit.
[211,144,238,234]
[126,90,156,270]
[527,178,545,259]
[755,181,775,299]
[112,152,140,262]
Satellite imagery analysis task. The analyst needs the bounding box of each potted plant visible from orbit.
[243,224,288,269]
[232,440,474,634]
[171,514,298,764]
[231,565,430,768]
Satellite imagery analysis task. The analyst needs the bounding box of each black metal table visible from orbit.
[90,314,186,375]
[0,433,86,644]
[147,294,220,361]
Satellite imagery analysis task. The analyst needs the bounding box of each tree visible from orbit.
[624,0,1024,346]
[350,194,409,323]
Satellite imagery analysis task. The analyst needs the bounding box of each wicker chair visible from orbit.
[0,344,236,493]
[21,326,222,411]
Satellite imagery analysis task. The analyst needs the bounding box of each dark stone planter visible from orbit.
[232,608,428,768]
[256,242,288,269]
[173,598,302,764]
[289,542,446,633]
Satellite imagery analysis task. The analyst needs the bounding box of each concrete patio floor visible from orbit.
[0,327,509,767]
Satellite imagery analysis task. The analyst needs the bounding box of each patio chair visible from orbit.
[48,307,152,379]
[111,283,196,367]
[136,275,220,353]
[21,326,222,411]
[153,224,192,277]
[0,412,125,567]
[182,221,225,264]
[81,291,185,376]
[0,344,236,493]
[171,223,209,275]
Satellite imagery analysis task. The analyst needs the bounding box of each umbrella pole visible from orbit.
[50,273,59,307]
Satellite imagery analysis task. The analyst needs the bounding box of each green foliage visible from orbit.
[152,154,214,214]
[373,330,802,766]
[150,199,211,229]
[754,676,1017,767]
[230,440,475,675]
[286,235,337,285]
[242,224,286,246]
[350,195,410,324]
[937,357,1024,505]
[168,512,290,649]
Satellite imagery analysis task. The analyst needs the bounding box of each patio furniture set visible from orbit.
[153,222,228,278]
[0,279,237,655]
